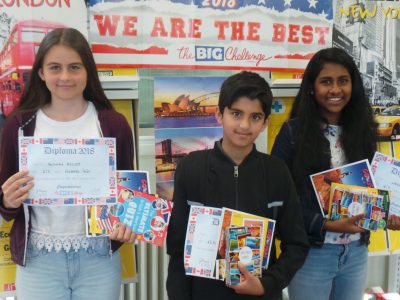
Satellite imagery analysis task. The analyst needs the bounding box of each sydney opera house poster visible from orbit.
[154,77,225,201]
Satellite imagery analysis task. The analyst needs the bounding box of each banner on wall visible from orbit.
[89,0,333,70]
[333,0,400,141]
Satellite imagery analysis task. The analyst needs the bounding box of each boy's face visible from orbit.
[216,96,268,156]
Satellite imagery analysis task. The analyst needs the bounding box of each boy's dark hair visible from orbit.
[14,27,113,115]
[290,47,377,183]
[218,71,273,119]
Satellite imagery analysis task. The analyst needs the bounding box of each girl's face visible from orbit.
[313,63,352,125]
[39,44,87,104]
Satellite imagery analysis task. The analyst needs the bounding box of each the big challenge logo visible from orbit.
[339,2,400,19]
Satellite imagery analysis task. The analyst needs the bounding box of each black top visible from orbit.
[166,141,309,300]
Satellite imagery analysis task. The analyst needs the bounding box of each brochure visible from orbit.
[310,159,375,216]
[328,183,390,231]
[225,226,263,285]
[184,205,223,279]
[218,208,275,271]
[371,152,400,216]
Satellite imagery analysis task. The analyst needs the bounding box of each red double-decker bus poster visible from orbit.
[0,0,87,119]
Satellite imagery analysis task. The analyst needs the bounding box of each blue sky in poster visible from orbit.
[89,0,332,19]
[154,77,224,99]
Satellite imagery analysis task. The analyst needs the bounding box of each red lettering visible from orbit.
[315,26,329,45]
[231,21,245,40]
[272,23,329,46]
[247,22,260,41]
[32,0,43,6]
[151,17,168,37]
[0,0,70,7]
[46,0,58,6]
[215,21,261,41]
[94,15,121,36]
[171,18,186,38]
[214,21,229,40]
[301,25,313,44]
[188,19,202,39]
[288,24,300,43]
[122,16,138,36]
[272,23,285,42]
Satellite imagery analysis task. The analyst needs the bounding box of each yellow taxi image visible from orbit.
[375,106,400,138]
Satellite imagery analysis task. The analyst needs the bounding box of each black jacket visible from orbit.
[166,141,309,300]
[271,118,370,247]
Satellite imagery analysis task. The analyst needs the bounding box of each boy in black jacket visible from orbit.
[166,71,309,300]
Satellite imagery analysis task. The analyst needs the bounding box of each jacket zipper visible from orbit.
[234,165,239,209]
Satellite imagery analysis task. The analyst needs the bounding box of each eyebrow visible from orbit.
[230,108,264,116]
[318,75,350,80]
[45,62,84,65]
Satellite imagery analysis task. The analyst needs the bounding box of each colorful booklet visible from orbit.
[328,183,390,231]
[86,171,173,246]
[371,152,400,216]
[225,226,263,285]
[310,159,376,216]
[217,208,275,271]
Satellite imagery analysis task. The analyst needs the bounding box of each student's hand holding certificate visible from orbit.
[1,170,34,209]
[227,262,265,296]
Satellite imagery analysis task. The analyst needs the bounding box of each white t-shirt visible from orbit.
[30,102,102,252]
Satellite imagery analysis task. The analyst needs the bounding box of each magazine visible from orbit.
[310,159,375,216]
[328,183,390,231]
[86,170,173,246]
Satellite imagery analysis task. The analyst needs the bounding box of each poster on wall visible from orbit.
[154,77,224,201]
[0,0,87,120]
[0,217,16,297]
[89,0,333,71]
[333,0,400,141]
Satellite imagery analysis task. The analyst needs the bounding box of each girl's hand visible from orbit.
[227,262,265,296]
[1,171,34,209]
[109,223,136,243]
[324,214,366,233]
[388,215,400,230]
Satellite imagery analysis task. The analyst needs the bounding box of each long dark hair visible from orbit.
[14,28,113,114]
[291,47,377,182]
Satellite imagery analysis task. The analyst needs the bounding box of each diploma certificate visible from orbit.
[19,137,117,205]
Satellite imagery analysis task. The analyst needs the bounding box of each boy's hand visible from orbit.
[227,262,265,296]
[109,223,136,243]
[324,214,367,233]
[388,215,400,230]
[2,170,34,209]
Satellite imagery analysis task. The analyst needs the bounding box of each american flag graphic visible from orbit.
[98,217,113,232]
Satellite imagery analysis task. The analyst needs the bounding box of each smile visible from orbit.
[327,97,342,102]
